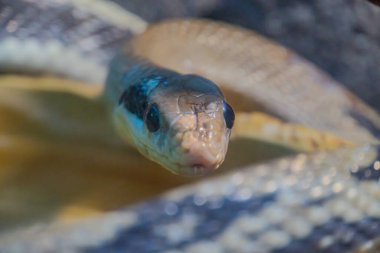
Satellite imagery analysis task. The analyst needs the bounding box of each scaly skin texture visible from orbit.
[233,112,354,152]
[131,20,380,144]
[0,1,380,253]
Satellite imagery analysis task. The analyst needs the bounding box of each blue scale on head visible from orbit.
[119,75,167,119]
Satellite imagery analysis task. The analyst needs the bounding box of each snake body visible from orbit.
[1,0,380,252]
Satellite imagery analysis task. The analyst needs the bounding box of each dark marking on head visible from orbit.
[145,103,161,132]
[119,75,167,119]
[168,74,224,98]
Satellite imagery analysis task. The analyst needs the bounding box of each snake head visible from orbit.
[115,74,234,176]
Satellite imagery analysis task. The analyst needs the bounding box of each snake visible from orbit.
[0,0,380,252]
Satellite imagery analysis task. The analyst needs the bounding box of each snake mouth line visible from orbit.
[144,141,221,176]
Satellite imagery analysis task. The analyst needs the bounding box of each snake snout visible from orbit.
[166,104,230,175]
[189,144,221,172]
[178,129,228,175]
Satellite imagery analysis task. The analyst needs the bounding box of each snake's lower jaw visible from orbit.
[181,145,225,176]
[174,135,229,176]
[176,162,222,176]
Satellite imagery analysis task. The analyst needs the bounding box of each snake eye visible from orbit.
[145,103,160,132]
[223,102,235,129]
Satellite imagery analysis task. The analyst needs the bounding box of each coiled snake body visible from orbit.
[0,1,380,252]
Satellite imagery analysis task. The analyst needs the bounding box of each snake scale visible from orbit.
[1,0,380,252]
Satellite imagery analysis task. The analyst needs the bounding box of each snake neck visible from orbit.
[104,52,179,108]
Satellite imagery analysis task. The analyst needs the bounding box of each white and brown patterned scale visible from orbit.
[0,1,380,253]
